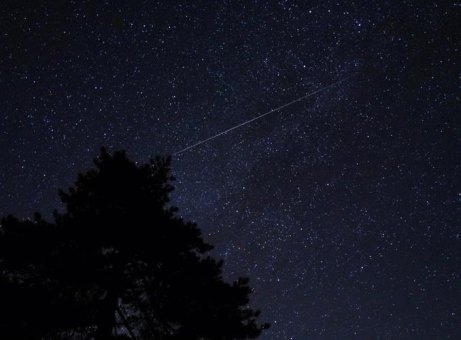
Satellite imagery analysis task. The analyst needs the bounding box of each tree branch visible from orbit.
[116,306,137,340]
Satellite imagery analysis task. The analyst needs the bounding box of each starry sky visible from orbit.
[1,1,460,338]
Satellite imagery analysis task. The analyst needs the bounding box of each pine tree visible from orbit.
[0,148,268,339]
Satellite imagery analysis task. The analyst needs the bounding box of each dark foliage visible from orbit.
[0,148,269,339]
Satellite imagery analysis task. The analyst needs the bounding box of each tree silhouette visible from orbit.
[0,148,269,339]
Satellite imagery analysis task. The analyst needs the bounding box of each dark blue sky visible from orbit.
[1,1,460,338]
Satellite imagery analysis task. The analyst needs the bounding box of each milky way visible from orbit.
[1,1,460,339]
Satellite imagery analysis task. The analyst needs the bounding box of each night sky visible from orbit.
[1,1,460,338]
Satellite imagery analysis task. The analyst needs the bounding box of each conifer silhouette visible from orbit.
[0,148,268,339]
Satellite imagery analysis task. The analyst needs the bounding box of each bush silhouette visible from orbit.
[0,148,268,339]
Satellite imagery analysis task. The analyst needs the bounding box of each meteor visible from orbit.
[174,77,349,155]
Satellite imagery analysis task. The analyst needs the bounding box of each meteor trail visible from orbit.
[174,77,349,155]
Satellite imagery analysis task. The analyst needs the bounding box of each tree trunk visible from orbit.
[94,290,118,340]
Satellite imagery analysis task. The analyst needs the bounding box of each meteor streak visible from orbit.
[174,77,349,155]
